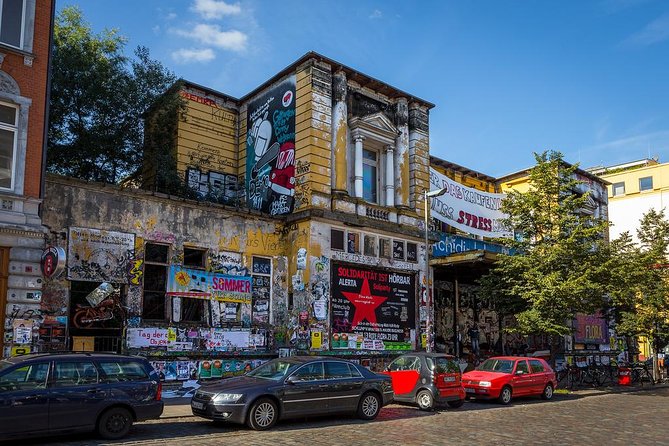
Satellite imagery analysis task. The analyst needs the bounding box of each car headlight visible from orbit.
[478,381,492,387]
[212,393,243,403]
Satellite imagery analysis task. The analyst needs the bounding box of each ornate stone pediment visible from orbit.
[349,112,398,144]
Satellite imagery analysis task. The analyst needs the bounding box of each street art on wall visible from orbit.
[67,227,135,283]
[166,266,252,304]
[186,167,240,205]
[246,75,296,215]
[429,168,512,238]
[331,263,416,351]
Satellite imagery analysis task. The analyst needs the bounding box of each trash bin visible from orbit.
[618,366,631,386]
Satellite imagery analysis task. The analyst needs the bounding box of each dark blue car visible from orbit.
[0,352,164,440]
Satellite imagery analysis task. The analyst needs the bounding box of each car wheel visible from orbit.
[498,386,512,405]
[541,384,554,400]
[247,397,278,430]
[97,407,133,440]
[416,390,434,411]
[357,392,381,420]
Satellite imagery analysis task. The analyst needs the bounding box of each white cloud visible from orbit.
[175,23,248,52]
[622,13,669,46]
[171,48,216,63]
[191,0,241,19]
[152,25,161,35]
[166,12,177,20]
[369,9,382,19]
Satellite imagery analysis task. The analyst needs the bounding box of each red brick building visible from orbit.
[0,0,54,357]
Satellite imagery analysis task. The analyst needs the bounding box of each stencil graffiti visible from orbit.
[246,75,296,215]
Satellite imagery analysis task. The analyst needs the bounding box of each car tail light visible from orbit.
[156,382,162,401]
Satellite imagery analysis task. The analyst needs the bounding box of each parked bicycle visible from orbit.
[630,361,655,386]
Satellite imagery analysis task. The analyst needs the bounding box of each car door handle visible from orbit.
[318,384,330,389]
[87,388,104,394]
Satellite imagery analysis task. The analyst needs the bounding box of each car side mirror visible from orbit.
[515,370,524,375]
[286,375,299,385]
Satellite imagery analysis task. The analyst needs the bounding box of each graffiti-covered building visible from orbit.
[38,52,436,374]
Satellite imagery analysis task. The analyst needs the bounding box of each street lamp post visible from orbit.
[424,187,449,353]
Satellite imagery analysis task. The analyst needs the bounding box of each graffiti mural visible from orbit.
[246,75,296,215]
[68,227,135,283]
[186,167,240,205]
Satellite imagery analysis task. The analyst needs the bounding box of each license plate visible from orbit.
[443,376,456,382]
[191,401,205,410]
[465,388,475,393]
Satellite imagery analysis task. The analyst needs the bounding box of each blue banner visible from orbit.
[432,234,513,257]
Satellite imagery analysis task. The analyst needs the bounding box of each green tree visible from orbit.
[47,6,177,184]
[608,209,669,378]
[480,151,610,361]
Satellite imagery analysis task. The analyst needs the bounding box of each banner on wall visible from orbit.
[429,168,512,238]
[67,227,135,282]
[574,313,609,344]
[166,266,252,304]
[331,263,415,351]
[246,75,296,216]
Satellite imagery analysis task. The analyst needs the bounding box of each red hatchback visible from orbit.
[382,353,465,410]
[462,356,557,405]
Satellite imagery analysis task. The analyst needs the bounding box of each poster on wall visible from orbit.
[574,313,609,344]
[331,262,416,351]
[166,266,252,304]
[252,275,270,323]
[428,168,512,238]
[246,75,296,216]
[67,227,135,282]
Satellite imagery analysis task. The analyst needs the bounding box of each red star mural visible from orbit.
[341,278,387,330]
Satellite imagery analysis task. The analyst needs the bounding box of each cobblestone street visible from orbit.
[20,386,669,446]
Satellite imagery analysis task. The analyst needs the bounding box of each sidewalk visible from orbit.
[158,382,669,419]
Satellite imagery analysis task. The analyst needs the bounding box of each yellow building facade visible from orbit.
[40,53,436,372]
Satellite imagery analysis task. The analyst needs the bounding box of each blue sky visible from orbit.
[56,0,669,177]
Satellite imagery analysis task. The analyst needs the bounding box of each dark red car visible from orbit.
[462,356,557,405]
[381,353,465,410]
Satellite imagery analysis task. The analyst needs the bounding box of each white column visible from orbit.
[385,144,395,206]
[354,133,364,198]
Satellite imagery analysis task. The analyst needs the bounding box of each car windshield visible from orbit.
[246,360,295,381]
[478,359,514,373]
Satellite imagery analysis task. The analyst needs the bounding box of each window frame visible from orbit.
[0,0,26,50]
[639,176,653,192]
[331,228,345,251]
[0,101,18,191]
[183,247,207,269]
[362,148,380,204]
[611,182,625,197]
[142,242,171,321]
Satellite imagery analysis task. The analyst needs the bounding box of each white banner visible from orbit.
[429,168,512,238]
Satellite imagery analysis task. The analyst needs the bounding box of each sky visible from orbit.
[55,0,669,177]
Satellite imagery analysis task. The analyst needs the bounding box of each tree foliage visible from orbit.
[47,6,177,184]
[479,151,610,340]
[607,209,669,353]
